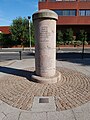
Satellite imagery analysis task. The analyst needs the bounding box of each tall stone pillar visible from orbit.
[32,9,61,83]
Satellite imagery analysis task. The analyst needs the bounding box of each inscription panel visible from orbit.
[40,26,51,42]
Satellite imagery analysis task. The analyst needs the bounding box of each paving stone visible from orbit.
[0,59,90,120]
[0,60,15,67]
[0,112,6,120]
[3,111,21,120]
[0,67,90,111]
[72,102,90,120]
[31,112,47,120]
[19,112,32,120]
[0,102,20,114]
[20,112,46,120]
[9,59,35,69]
[47,110,75,120]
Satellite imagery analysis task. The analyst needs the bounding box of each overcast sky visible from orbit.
[0,0,38,26]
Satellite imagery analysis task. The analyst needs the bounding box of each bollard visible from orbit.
[32,9,61,83]
[19,51,22,60]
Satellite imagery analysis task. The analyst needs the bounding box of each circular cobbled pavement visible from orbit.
[0,67,90,111]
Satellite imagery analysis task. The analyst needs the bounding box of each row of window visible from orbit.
[54,10,76,16]
[53,10,90,16]
[80,0,90,1]
[79,10,90,16]
[39,0,90,2]
[51,0,76,1]
[39,0,46,2]
[52,0,90,1]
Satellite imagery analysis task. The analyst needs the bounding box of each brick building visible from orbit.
[0,26,10,34]
[0,26,11,47]
[38,0,90,40]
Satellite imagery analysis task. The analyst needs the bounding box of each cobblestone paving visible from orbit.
[0,67,90,111]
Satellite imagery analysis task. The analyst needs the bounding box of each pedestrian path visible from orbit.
[0,58,90,120]
[0,99,90,120]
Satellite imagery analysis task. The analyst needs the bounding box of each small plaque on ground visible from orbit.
[39,98,49,103]
[31,96,56,112]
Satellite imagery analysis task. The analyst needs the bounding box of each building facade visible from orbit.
[38,0,90,40]
[0,26,10,34]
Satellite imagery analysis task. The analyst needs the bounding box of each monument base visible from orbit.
[32,70,61,84]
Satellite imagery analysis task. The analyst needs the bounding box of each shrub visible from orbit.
[71,40,75,45]
[63,28,74,43]
[76,40,82,46]
[84,41,88,45]
[56,30,63,44]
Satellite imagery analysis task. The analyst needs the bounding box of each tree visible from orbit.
[2,34,13,47]
[79,30,87,42]
[63,28,74,44]
[0,33,3,40]
[56,30,63,44]
[10,17,29,47]
[0,33,3,47]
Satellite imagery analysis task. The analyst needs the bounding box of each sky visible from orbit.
[0,0,38,26]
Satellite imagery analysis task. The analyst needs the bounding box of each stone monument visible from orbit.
[32,9,61,83]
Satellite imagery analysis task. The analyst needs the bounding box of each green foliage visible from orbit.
[84,41,88,45]
[71,40,75,45]
[10,17,29,46]
[63,28,74,44]
[76,40,82,46]
[2,34,14,47]
[59,41,64,45]
[56,28,89,46]
[76,30,87,42]
[0,33,3,47]
[10,17,35,47]
[87,33,90,43]
[56,30,63,44]
[0,33,3,41]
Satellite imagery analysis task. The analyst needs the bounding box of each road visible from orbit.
[0,48,34,52]
[57,47,90,53]
[0,51,35,62]
[0,47,90,53]
[0,47,90,62]
[56,47,90,60]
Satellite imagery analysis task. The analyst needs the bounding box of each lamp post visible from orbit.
[82,31,85,59]
[28,16,31,51]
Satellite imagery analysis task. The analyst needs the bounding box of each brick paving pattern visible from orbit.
[0,67,90,111]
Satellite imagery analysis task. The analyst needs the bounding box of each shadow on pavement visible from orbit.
[0,66,37,82]
[56,52,90,66]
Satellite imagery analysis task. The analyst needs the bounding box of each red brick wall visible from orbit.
[0,26,10,34]
[39,1,90,25]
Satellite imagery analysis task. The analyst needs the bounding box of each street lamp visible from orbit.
[82,31,85,59]
[28,16,31,51]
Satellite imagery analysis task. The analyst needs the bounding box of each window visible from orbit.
[70,10,76,16]
[39,0,46,2]
[54,10,63,15]
[79,10,85,16]
[51,0,76,1]
[80,0,90,1]
[79,10,90,16]
[56,0,62,1]
[62,0,76,2]
[63,10,70,16]
[86,10,90,16]
[53,10,76,16]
